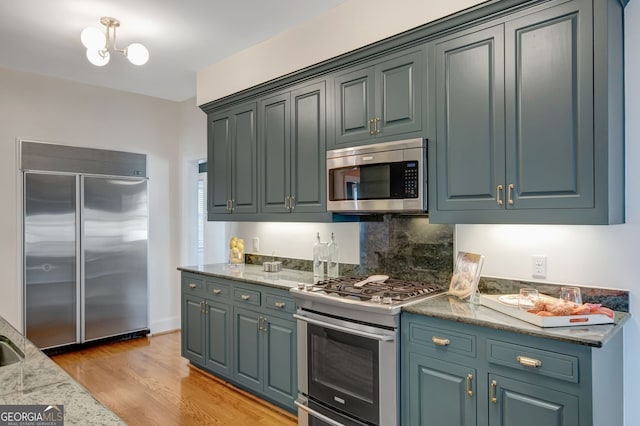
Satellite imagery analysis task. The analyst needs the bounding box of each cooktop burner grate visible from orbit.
[312,276,444,302]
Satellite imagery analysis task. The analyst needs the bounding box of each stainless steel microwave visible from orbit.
[327,138,427,213]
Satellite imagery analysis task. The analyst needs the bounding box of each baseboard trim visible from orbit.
[150,316,180,334]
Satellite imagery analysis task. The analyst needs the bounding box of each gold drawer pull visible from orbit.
[466,374,474,397]
[241,294,251,301]
[275,302,286,309]
[490,380,498,403]
[431,336,451,346]
[189,283,197,289]
[508,183,515,205]
[212,289,222,295]
[517,356,542,368]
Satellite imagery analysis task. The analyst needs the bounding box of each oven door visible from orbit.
[295,311,397,426]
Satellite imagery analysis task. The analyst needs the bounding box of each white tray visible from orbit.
[479,294,614,328]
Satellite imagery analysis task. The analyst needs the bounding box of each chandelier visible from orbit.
[81,17,149,67]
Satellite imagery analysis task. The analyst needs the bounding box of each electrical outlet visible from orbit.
[532,255,547,279]
[252,237,259,253]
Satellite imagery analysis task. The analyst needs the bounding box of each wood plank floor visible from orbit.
[51,332,297,426]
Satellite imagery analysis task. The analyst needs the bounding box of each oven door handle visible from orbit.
[294,314,394,342]
[295,400,346,426]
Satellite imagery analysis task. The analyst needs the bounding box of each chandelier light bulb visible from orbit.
[126,43,149,66]
[80,27,105,50]
[86,49,110,66]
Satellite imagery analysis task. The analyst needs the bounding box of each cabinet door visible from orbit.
[334,66,375,145]
[488,374,579,426]
[434,25,506,212]
[263,315,297,408]
[204,299,231,376]
[504,1,593,210]
[290,81,326,214]
[181,294,205,365]
[375,51,423,138]
[260,93,291,213]
[231,103,258,214]
[208,113,232,214]
[407,352,476,426]
[233,307,262,392]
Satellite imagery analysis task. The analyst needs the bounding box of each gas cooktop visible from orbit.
[312,276,443,303]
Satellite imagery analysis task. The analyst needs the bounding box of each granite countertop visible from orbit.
[403,294,629,348]
[178,263,315,290]
[0,316,124,425]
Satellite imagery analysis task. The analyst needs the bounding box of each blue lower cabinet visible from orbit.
[401,313,622,426]
[488,374,579,426]
[204,299,232,376]
[407,352,476,426]
[233,306,263,391]
[180,272,297,412]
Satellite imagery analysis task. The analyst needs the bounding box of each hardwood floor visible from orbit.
[51,332,297,426]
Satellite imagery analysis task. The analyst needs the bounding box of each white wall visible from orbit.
[0,67,184,334]
[228,222,359,264]
[197,0,486,104]
[195,0,639,423]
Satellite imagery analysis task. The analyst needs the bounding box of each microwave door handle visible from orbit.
[293,314,394,342]
[295,400,347,426]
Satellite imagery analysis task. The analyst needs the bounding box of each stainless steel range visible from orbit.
[290,276,444,426]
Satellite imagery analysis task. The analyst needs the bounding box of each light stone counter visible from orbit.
[0,315,123,425]
[178,263,315,290]
[403,294,629,348]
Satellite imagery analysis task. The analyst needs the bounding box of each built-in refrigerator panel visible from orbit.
[82,176,148,341]
[24,172,79,349]
[22,140,149,350]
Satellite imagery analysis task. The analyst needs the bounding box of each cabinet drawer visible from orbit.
[408,322,476,358]
[233,287,261,306]
[182,276,204,294]
[264,293,295,315]
[487,339,579,383]
[205,281,230,299]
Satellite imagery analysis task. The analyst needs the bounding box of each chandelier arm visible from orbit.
[111,25,127,54]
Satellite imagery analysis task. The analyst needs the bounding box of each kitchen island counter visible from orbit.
[403,293,629,348]
[178,263,314,291]
[0,315,123,425]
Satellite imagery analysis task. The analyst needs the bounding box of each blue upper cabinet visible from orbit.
[208,102,258,219]
[259,80,329,219]
[330,48,425,148]
[429,0,625,224]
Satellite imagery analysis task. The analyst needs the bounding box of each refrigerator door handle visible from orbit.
[77,175,83,343]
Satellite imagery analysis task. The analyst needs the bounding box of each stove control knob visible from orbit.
[371,295,381,303]
[382,297,393,304]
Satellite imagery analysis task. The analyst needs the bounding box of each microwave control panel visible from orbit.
[403,162,419,198]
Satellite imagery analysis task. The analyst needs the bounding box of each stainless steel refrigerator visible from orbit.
[22,141,148,349]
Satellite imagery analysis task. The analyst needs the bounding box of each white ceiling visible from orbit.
[0,0,346,102]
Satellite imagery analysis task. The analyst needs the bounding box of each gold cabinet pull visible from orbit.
[275,302,286,309]
[431,336,451,346]
[230,200,235,211]
[517,355,542,368]
[189,283,197,289]
[241,294,251,301]
[368,118,375,135]
[284,196,289,209]
[490,380,498,404]
[496,185,504,206]
[203,301,208,315]
[212,289,222,295]
[466,374,474,397]
[375,117,381,134]
[290,195,295,210]
[508,183,514,205]
[200,300,204,314]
